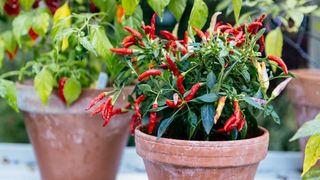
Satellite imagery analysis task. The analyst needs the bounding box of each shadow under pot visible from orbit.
[17,83,134,180]
[135,124,269,180]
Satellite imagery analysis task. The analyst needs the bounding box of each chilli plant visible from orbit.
[86,12,293,141]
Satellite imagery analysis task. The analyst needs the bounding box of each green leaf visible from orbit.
[302,134,320,176]
[12,13,32,45]
[232,0,242,24]
[32,11,50,36]
[91,26,113,59]
[1,31,17,54]
[157,116,174,138]
[0,40,4,68]
[188,0,208,31]
[192,93,218,103]
[92,0,117,22]
[147,0,170,18]
[63,77,82,106]
[34,68,54,104]
[188,111,198,139]
[290,113,320,141]
[53,28,75,42]
[201,104,215,135]
[207,71,216,89]
[168,0,187,21]
[303,168,320,180]
[265,27,283,57]
[243,96,263,110]
[79,37,97,56]
[239,121,247,139]
[122,0,140,16]
[20,0,35,11]
[138,84,152,93]
[0,79,18,112]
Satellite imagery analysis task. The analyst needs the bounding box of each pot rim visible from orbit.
[290,68,320,80]
[135,124,268,147]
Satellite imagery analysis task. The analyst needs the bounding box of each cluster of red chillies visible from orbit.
[85,93,129,127]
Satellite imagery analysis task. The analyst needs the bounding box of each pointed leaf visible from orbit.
[302,135,320,176]
[168,0,187,21]
[207,71,216,89]
[290,113,320,141]
[157,116,174,138]
[0,79,18,112]
[34,68,54,104]
[147,0,170,18]
[232,0,242,24]
[201,104,215,135]
[91,26,113,59]
[265,27,283,57]
[188,0,208,31]
[63,77,82,106]
[20,0,35,11]
[122,0,140,16]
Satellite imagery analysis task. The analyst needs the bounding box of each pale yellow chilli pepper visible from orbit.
[255,61,269,94]
[214,96,226,124]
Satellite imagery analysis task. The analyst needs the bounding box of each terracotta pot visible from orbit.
[286,69,320,150]
[135,124,269,180]
[17,83,133,180]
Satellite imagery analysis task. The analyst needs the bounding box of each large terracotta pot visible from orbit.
[17,83,133,180]
[135,124,269,180]
[286,69,320,150]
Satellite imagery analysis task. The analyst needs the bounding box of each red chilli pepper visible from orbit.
[166,99,182,108]
[58,77,68,103]
[150,13,157,39]
[3,0,20,16]
[101,97,112,119]
[247,22,263,34]
[238,118,246,132]
[223,115,236,131]
[102,102,114,127]
[218,25,232,32]
[158,64,168,69]
[267,55,288,75]
[148,102,158,134]
[134,95,146,120]
[142,23,152,34]
[192,27,206,40]
[259,35,265,52]
[86,92,106,110]
[110,48,135,55]
[130,114,138,135]
[91,102,104,116]
[185,83,201,102]
[160,30,177,41]
[233,99,241,121]
[6,46,18,60]
[124,26,143,39]
[166,54,180,76]
[121,35,136,46]
[257,14,266,23]
[183,32,188,48]
[138,69,162,81]
[177,74,185,95]
[111,108,128,116]
[28,28,39,41]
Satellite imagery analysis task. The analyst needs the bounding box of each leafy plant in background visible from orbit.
[86,0,293,140]
[290,113,320,179]
[0,0,189,111]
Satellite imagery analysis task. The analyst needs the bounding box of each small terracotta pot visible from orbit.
[135,124,269,180]
[286,69,320,150]
[17,83,133,180]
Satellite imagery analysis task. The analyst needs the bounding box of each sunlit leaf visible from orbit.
[188,0,208,31]
[302,134,320,176]
[34,68,54,104]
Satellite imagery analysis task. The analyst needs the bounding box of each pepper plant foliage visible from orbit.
[88,10,293,140]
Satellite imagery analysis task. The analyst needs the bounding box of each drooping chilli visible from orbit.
[176,74,185,95]
[257,14,266,23]
[130,114,138,135]
[247,22,262,34]
[134,95,146,120]
[121,35,136,46]
[185,83,201,102]
[233,99,241,121]
[148,102,158,134]
[166,54,180,76]
[267,55,288,75]
[192,27,206,40]
[102,103,114,127]
[28,28,39,41]
[123,26,143,39]
[150,13,157,39]
[223,115,236,131]
[160,30,178,41]
[58,77,68,103]
[259,35,265,52]
[237,118,246,132]
[166,99,182,108]
[86,92,106,110]
[101,97,112,119]
[91,103,105,116]
[214,96,226,124]
[138,69,162,81]
[111,108,129,116]
[183,32,188,47]
[110,48,135,55]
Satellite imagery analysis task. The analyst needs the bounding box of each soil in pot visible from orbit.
[135,124,269,180]
[17,83,133,180]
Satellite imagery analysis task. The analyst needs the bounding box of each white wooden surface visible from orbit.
[0,143,303,180]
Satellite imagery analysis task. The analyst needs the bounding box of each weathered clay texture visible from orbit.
[17,83,133,180]
[135,125,269,180]
[286,69,320,150]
